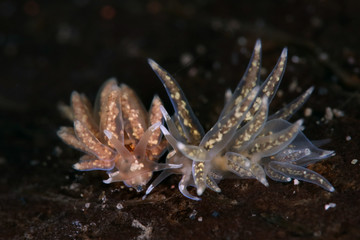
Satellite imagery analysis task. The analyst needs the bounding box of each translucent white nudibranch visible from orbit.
[147,39,335,199]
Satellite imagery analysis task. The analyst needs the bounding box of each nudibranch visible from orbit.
[57,79,181,191]
[147,39,335,200]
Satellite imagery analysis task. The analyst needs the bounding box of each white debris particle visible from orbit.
[319,52,329,61]
[198,216,203,222]
[132,220,152,240]
[237,36,247,46]
[24,233,33,239]
[277,89,284,98]
[188,67,198,77]
[196,45,206,55]
[57,23,77,44]
[189,209,197,219]
[293,179,300,185]
[291,55,300,64]
[53,146,63,157]
[98,191,107,203]
[304,107,312,117]
[102,195,107,203]
[325,107,334,121]
[180,52,194,66]
[69,183,80,191]
[314,230,322,237]
[116,203,124,210]
[85,203,91,209]
[288,78,298,92]
[351,159,358,165]
[324,203,336,210]
[72,220,82,229]
[332,108,344,118]
[345,136,352,141]
[225,89,232,104]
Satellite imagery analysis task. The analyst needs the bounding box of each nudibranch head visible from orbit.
[58,79,181,191]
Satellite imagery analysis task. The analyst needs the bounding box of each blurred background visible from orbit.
[1,0,360,239]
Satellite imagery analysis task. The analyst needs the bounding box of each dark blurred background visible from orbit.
[1,1,360,239]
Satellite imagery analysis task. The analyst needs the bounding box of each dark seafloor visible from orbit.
[1,1,360,239]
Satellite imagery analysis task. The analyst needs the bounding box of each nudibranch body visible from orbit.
[147,39,335,200]
[58,79,181,191]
